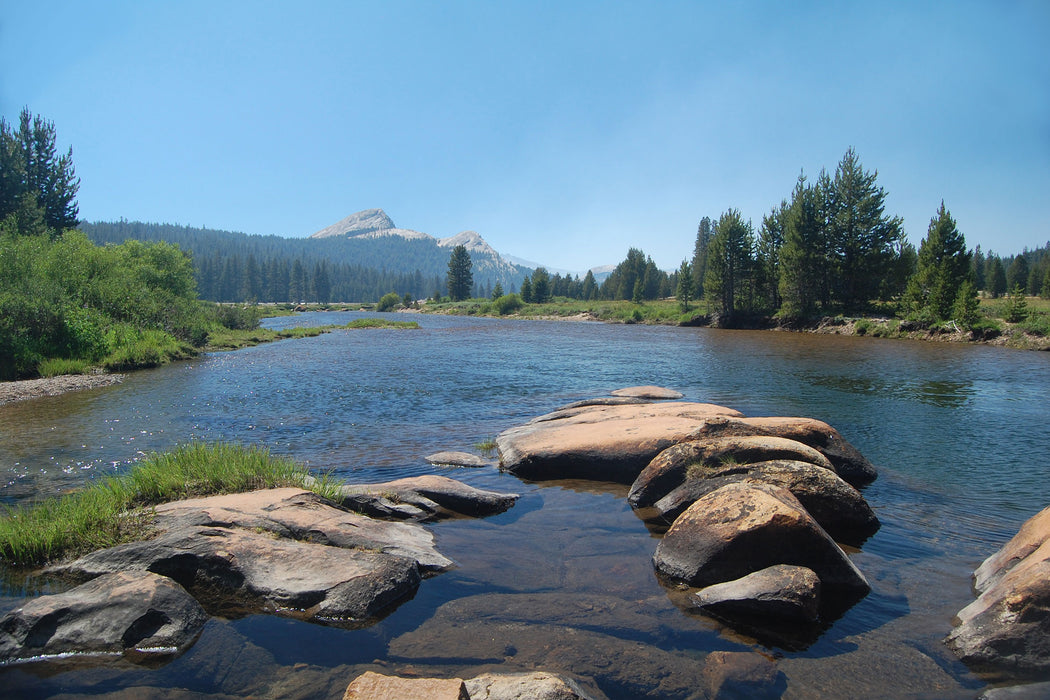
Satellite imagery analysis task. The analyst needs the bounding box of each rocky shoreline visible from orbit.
[0,373,125,407]
[2,385,1047,698]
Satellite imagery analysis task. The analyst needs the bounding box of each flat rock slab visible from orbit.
[609,385,684,400]
[49,489,435,624]
[425,451,494,468]
[343,671,468,699]
[0,571,207,662]
[946,504,1050,678]
[335,474,518,520]
[497,401,743,483]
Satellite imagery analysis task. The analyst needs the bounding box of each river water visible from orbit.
[1,312,1048,698]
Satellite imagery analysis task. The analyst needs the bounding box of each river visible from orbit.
[2,312,1048,698]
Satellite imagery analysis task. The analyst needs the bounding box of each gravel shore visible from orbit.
[0,373,126,407]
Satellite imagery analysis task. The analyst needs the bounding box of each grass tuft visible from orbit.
[0,442,344,567]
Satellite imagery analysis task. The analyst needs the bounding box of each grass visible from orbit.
[205,318,418,351]
[0,442,346,567]
[37,358,93,377]
[425,297,695,324]
[101,330,198,371]
[473,438,498,455]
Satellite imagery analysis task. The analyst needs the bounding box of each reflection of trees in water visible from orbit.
[803,373,974,408]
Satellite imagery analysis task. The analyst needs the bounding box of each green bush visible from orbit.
[854,319,872,335]
[376,292,402,312]
[493,293,523,315]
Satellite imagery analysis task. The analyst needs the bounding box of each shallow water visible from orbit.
[2,312,1048,698]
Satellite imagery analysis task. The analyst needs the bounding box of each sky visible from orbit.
[2,1,1048,272]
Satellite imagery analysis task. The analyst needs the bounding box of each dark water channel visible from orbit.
[2,312,1049,698]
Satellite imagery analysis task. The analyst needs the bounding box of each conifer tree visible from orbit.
[903,202,971,322]
[446,244,473,301]
[676,260,694,311]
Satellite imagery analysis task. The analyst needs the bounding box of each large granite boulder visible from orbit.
[946,505,1050,678]
[49,488,434,623]
[496,401,743,482]
[653,481,869,597]
[331,474,518,520]
[694,564,821,623]
[645,459,879,546]
[0,571,207,662]
[628,435,833,509]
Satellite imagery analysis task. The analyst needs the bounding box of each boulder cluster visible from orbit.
[497,385,880,633]
[0,476,518,664]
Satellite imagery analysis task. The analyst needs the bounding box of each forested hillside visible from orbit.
[81,220,530,303]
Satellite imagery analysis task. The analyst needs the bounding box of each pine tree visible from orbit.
[1,109,81,234]
[676,260,694,311]
[531,267,551,303]
[446,245,473,301]
[705,209,754,320]
[827,148,903,308]
[520,275,533,303]
[491,281,504,299]
[778,175,824,318]
[691,216,714,297]
[903,202,971,322]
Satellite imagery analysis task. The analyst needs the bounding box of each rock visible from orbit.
[694,564,821,623]
[425,451,494,468]
[343,671,468,699]
[554,397,651,411]
[649,460,879,546]
[730,416,877,486]
[946,505,1050,678]
[0,571,207,662]
[652,481,870,597]
[980,681,1050,699]
[700,651,784,700]
[628,435,833,509]
[465,671,603,700]
[496,401,743,482]
[50,489,433,623]
[334,475,518,519]
[609,385,684,400]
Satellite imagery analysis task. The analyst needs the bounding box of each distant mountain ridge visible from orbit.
[308,209,526,290]
[81,211,532,303]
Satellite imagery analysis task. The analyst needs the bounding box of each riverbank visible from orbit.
[0,373,126,407]
[0,318,420,408]
[418,298,1050,351]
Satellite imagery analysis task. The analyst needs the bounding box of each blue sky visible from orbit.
[3,1,1048,272]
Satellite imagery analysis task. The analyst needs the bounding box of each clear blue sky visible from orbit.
[3,1,1048,272]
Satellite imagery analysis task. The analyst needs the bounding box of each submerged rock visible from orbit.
[496,401,743,482]
[0,571,207,663]
[653,481,869,596]
[465,671,604,700]
[946,504,1050,679]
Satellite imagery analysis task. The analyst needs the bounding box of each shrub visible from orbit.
[493,293,523,315]
[376,292,402,312]
[854,319,872,335]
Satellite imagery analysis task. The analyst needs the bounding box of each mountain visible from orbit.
[308,209,528,292]
[81,210,531,303]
